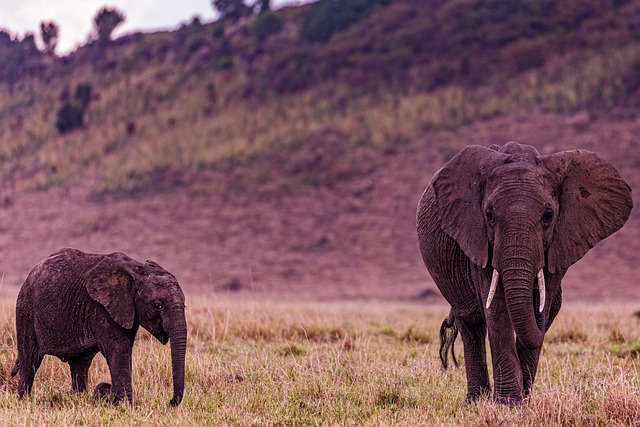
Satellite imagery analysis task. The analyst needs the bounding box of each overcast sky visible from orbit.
[0,0,307,55]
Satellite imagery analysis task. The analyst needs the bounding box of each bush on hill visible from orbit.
[300,0,390,43]
[55,104,84,133]
[252,12,283,42]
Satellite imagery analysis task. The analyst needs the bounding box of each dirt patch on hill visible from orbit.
[0,113,637,303]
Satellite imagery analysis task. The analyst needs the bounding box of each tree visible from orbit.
[94,7,125,44]
[257,0,271,14]
[20,33,39,55]
[0,31,41,82]
[213,0,250,22]
[40,21,59,55]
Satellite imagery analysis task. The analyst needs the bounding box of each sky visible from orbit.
[0,0,307,55]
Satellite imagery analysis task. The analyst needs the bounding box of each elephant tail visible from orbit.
[10,361,19,377]
[439,309,459,370]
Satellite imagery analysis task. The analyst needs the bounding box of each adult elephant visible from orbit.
[12,248,187,406]
[416,142,632,404]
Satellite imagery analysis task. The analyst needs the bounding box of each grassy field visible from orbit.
[0,297,637,425]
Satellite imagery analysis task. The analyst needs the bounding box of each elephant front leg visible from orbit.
[456,319,491,402]
[517,340,541,397]
[519,284,559,397]
[102,349,134,405]
[487,299,524,403]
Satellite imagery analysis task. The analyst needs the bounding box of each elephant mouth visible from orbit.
[147,325,169,344]
[158,330,169,345]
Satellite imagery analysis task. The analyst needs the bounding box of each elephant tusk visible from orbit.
[537,269,546,312]
[485,269,499,310]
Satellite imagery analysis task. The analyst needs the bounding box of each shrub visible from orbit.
[212,23,225,39]
[179,37,209,63]
[0,31,42,82]
[55,104,84,133]
[74,83,93,110]
[423,62,460,90]
[264,49,309,92]
[505,37,549,72]
[300,0,390,43]
[55,82,92,133]
[215,56,234,70]
[252,12,283,42]
[213,0,250,22]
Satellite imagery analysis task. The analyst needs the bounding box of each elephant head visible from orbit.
[86,253,187,406]
[433,142,632,349]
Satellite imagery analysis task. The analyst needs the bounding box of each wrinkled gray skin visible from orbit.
[12,248,187,406]
[417,142,632,404]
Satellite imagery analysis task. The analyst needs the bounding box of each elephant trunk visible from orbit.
[501,255,544,350]
[167,306,187,406]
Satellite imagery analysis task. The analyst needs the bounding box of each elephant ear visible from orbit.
[85,256,137,329]
[433,145,510,268]
[542,150,633,273]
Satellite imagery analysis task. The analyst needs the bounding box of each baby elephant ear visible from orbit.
[85,258,135,329]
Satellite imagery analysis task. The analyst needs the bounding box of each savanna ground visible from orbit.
[2,2,640,424]
[0,297,637,426]
[0,111,637,424]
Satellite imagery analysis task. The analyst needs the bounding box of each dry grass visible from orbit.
[0,297,636,425]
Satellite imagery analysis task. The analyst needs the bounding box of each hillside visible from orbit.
[0,0,638,301]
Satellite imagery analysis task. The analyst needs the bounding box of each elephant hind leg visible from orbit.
[456,319,491,403]
[15,299,42,398]
[17,353,43,399]
[69,354,96,393]
[93,382,112,400]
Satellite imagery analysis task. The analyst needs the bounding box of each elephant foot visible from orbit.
[170,392,183,406]
[93,382,112,400]
[493,391,527,406]
[93,382,133,405]
[465,387,491,404]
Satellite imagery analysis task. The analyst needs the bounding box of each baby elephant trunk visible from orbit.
[167,306,187,406]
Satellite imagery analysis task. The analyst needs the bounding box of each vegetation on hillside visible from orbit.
[1,0,640,196]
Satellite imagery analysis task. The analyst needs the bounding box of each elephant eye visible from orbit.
[542,208,554,227]
[486,208,496,226]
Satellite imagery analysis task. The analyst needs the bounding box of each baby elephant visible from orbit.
[12,248,187,406]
